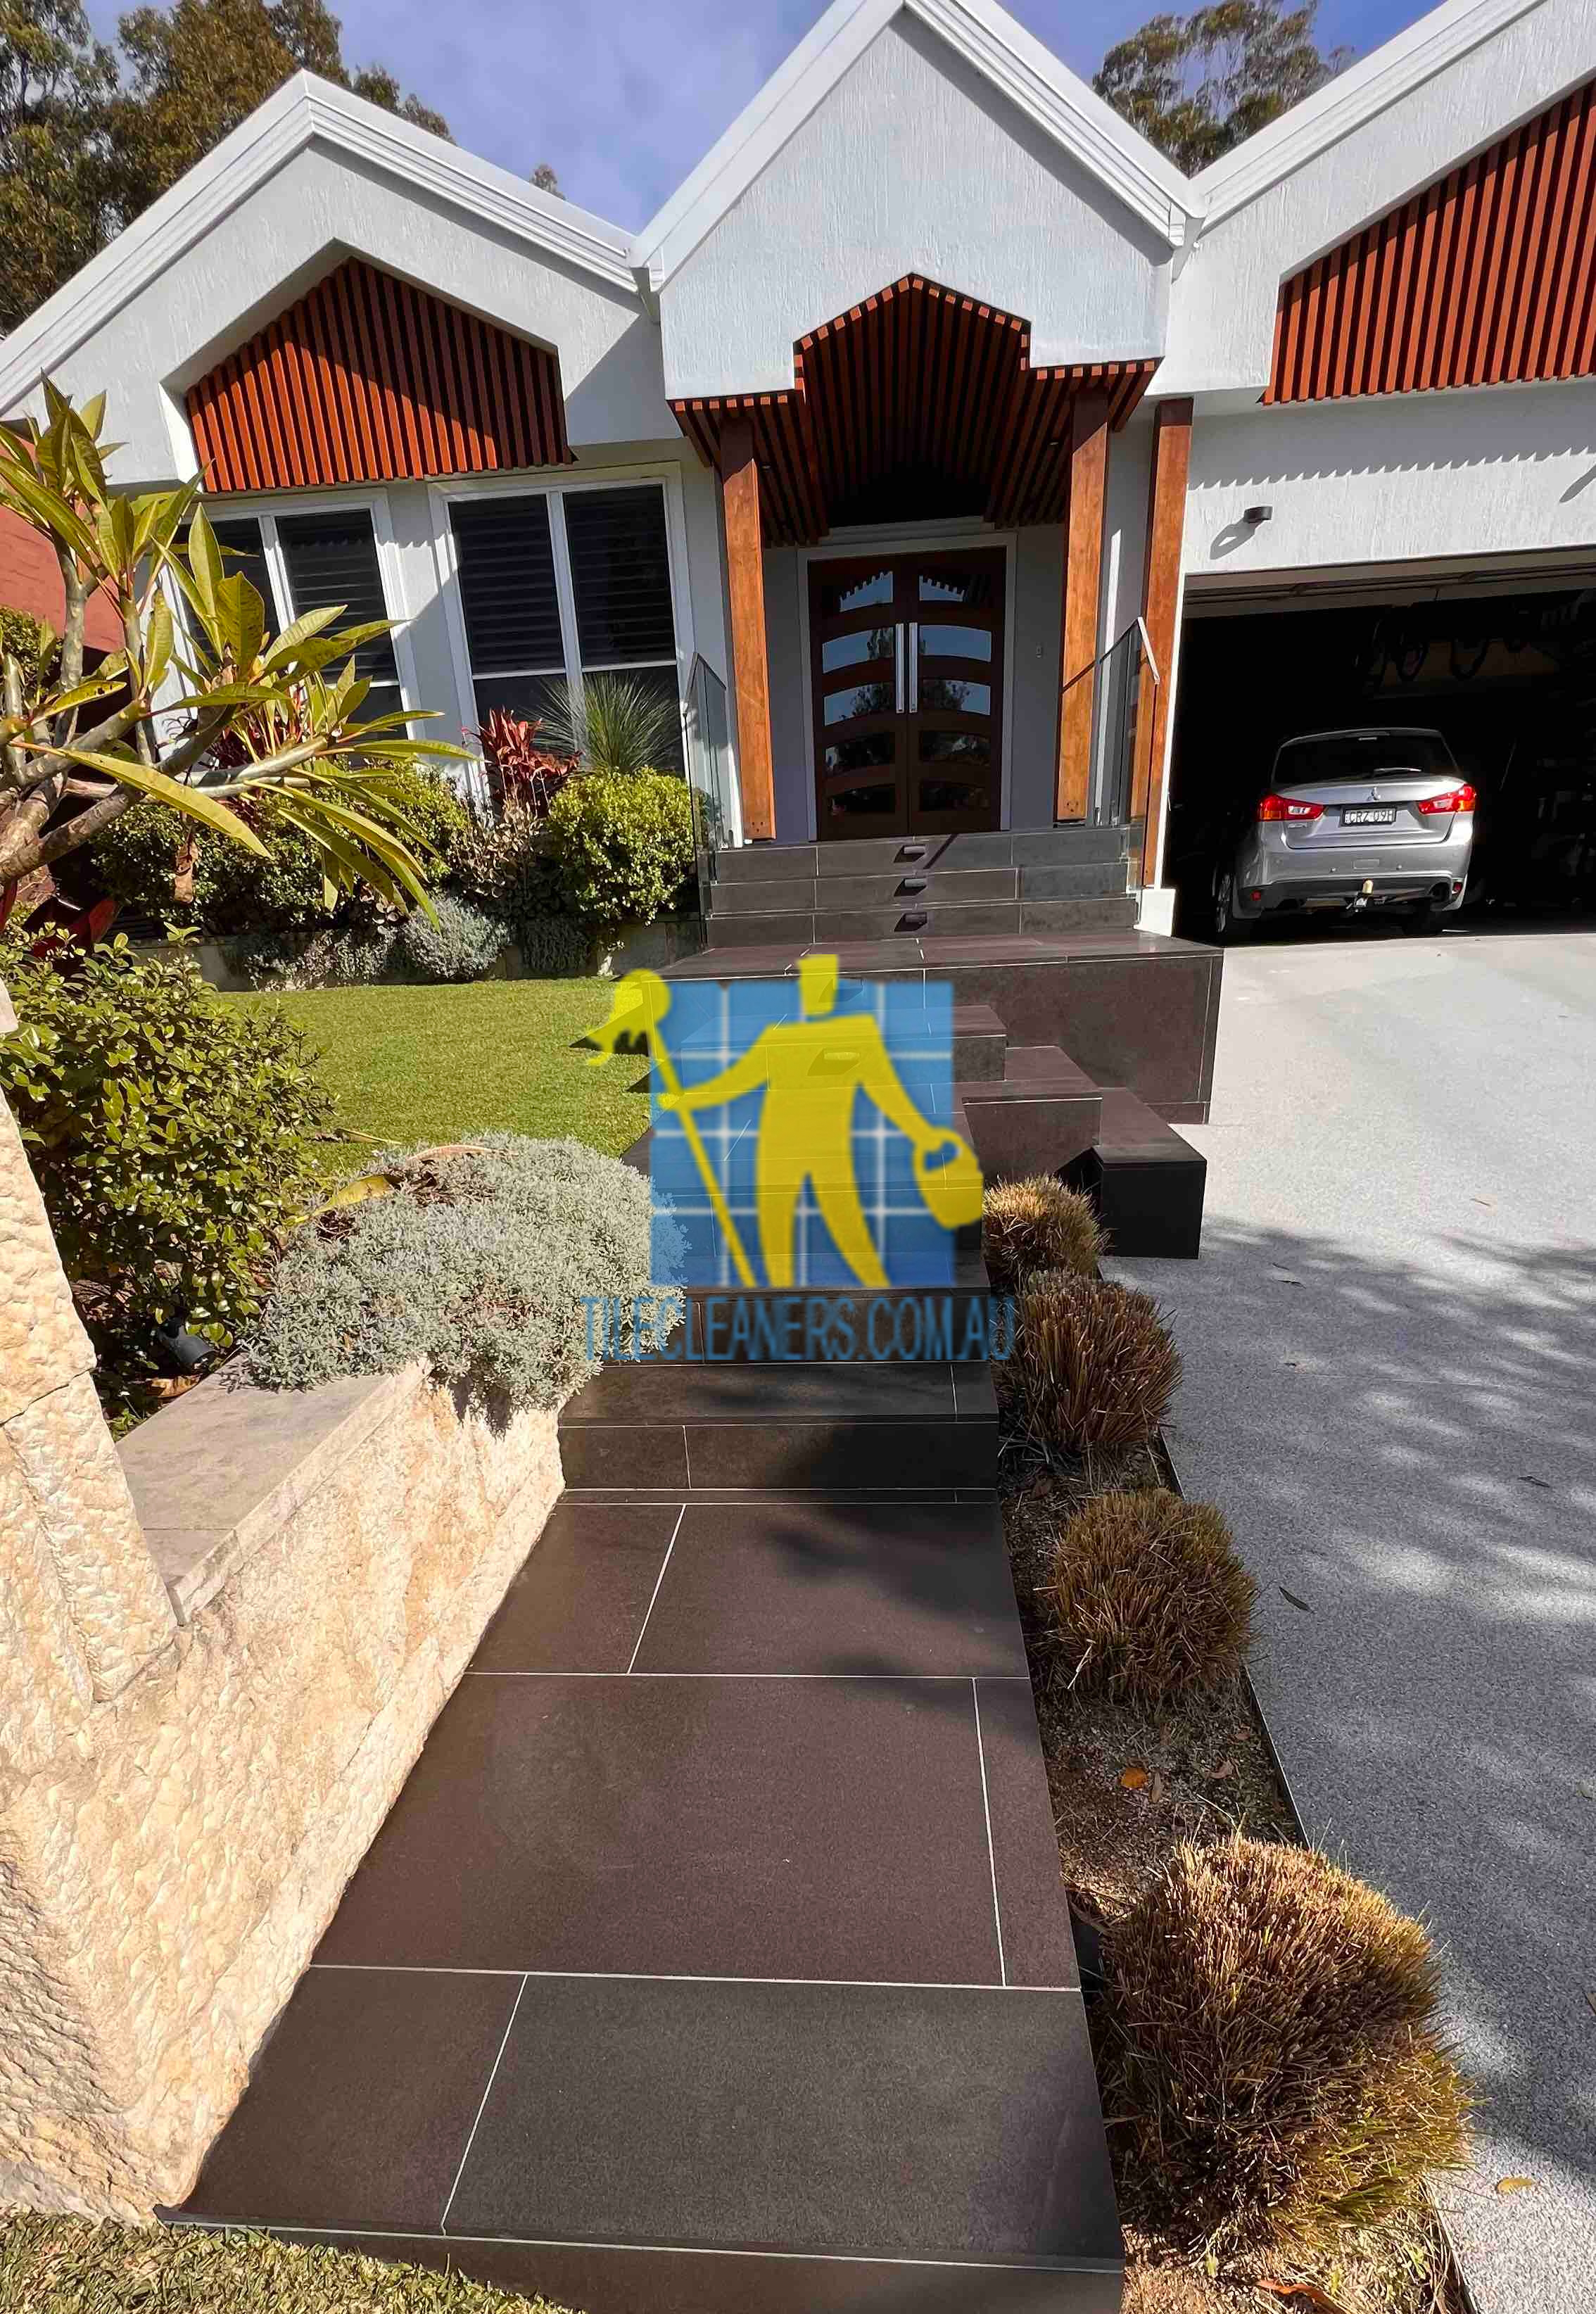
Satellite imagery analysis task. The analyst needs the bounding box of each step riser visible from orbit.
[706,897,1136,946]
[711,825,1139,882]
[559,1417,999,1491]
[706,863,1127,913]
[964,1094,1103,1180]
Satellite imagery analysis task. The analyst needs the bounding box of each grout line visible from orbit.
[170,2218,1115,2273]
[464,1669,1031,1681]
[626,1503,685,1674]
[310,1964,1067,1990]
[439,1973,526,2234]
[970,1680,1007,1989]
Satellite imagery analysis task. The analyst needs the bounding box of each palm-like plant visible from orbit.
[539,671,681,778]
[0,385,467,907]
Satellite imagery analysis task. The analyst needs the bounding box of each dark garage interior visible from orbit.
[1165,569,1596,937]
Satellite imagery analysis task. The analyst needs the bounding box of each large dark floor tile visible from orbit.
[261,2228,1123,2312]
[471,1503,681,1674]
[633,1500,1027,1676]
[317,1675,1003,1981]
[177,1968,519,2232]
[976,1676,1079,1987]
[564,1361,960,1423]
[448,1975,1120,2266]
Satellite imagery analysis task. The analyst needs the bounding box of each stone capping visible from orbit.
[118,1361,428,1624]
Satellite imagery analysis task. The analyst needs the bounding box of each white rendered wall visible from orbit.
[1165,0,1596,393]
[10,141,673,483]
[1183,379,1596,578]
[659,13,1170,400]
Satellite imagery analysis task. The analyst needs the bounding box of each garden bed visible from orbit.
[999,1429,1468,2314]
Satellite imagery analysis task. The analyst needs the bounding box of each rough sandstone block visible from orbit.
[0,1097,94,1424]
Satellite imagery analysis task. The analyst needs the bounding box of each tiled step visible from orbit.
[705,861,1129,915]
[959,1045,1103,1178]
[558,1358,999,1492]
[954,1001,1006,1080]
[705,895,1136,946]
[710,823,1140,883]
[1063,1085,1207,1259]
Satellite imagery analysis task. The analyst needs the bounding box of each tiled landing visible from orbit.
[172,1488,1122,2309]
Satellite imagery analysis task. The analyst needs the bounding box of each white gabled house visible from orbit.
[2,0,1592,921]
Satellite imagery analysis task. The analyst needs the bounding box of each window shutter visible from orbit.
[274,513,399,688]
[450,498,564,673]
[564,486,675,666]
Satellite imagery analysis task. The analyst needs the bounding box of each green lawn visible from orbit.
[222,979,650,1167]
[0,2215,574,2310]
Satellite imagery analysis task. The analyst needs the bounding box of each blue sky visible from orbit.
[90,0,1431,227]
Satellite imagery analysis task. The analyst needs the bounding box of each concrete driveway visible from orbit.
[1111,920,1596,2314]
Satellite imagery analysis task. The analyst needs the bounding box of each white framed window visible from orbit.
[430,469,693,771]
[196,494,419,724]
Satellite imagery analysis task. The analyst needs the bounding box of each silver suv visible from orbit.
[1213,727,1475,941]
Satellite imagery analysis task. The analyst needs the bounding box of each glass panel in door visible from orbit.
[809,559,909,834]
[809,549,1003,839]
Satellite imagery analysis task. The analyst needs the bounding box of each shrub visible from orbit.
[1104,1835,1471,2258]
[513,914,594,978]
[1014,1270,1181,1450]
[246,1133,682,1411]
[474,709,576,815]
[983,1175,1105,1290]
[395,892,509,984]
[0,941,331,1410]
[539,671,682,777]
[89,769,471,936]
[1046,1488,1255,1703]
[448,802,566,947]
[545,767,695,928]
[228,923,400,991]
[0,605,51,690]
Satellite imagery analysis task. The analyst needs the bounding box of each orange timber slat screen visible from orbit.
[1267,76,1596,403]
[186,258,571,491]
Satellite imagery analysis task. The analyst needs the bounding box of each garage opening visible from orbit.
[1165,559,1596,938]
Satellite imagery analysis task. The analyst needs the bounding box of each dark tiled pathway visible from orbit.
[177,1384,1121,2308]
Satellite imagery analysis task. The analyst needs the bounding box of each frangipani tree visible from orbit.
[0,384,464,909]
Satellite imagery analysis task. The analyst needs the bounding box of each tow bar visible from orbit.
[1347,878,1375,914]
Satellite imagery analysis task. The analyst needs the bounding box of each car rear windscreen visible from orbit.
[1273,732,1456,785]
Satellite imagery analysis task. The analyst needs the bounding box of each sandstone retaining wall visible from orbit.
[0,1094,562,2217]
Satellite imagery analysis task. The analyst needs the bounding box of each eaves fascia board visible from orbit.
[633,0,1203,287]
[1191,0,1552,229]
[0,75,637,416]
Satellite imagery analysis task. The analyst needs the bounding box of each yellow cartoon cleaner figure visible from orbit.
[655,954,982,1289]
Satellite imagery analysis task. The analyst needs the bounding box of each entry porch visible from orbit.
[673,277,1191,888]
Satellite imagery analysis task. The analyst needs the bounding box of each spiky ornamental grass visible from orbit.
[1104,1836,1471,2263]
[246,1132,678,1410]
[1015,1270,1181,1451]
[1049,1488,1256,1705]
[983,1175,1106,1291]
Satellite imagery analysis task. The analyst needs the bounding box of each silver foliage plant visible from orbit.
[246,1133,681,1410]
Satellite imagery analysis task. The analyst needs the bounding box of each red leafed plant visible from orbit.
[474,710,577,817]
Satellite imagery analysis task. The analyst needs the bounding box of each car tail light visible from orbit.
[1257,793,1324,822]
[1416,784,1477,815]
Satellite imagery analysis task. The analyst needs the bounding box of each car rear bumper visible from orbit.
[1236,825,1473,915]
[1236,872,1467,917]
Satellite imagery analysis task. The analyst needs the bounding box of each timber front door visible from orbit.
[809,547,1004,837]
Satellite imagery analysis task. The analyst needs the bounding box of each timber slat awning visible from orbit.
[1267,75,1596,403]
[671,277,1156,545]
[186,257,572,491]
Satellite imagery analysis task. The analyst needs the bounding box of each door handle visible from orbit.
[907,621,919,712]
[894,624,906,714]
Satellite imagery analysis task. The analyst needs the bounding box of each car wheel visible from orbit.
[1213,869,1254,944]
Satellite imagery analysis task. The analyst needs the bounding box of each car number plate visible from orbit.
[1341,807,1396,826]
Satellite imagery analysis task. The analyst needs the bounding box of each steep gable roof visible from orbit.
[0,75,633,417]
[631,0,1203,283]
